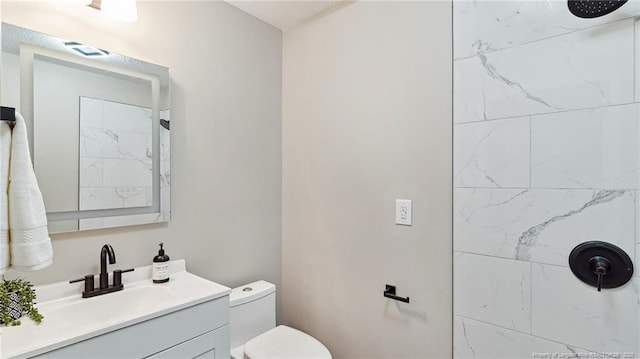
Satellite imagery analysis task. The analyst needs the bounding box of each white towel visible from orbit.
[0,121,11,274]
[8,113,53,271]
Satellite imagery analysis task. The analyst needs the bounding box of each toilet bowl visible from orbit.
[230,280,331,359]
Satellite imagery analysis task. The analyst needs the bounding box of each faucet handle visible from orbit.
[113,268,135,287]
[69,274,95,294]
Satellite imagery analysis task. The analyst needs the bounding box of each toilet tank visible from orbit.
[230,280,276,349]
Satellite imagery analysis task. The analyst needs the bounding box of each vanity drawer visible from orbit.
[146,324,229,359]
[146,330,216,359]
[31,297,229,359]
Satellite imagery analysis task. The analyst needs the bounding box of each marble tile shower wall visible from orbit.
[453,1,640,358]
[79,97,153,211]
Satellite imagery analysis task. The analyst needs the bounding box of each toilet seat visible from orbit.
[243,325,332,359]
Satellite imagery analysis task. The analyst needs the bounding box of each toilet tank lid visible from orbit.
[230,280,276,307]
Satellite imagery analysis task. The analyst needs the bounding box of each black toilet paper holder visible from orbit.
[383,284,410,303]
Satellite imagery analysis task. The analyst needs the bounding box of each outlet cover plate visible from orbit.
[395,199,412,226]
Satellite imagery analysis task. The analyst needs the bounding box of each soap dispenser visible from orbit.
[152,242,170,283]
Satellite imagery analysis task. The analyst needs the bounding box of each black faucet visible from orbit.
[69,244,134,298]
[100,244,116,289]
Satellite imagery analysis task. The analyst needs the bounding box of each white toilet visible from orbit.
[230,280,332,359]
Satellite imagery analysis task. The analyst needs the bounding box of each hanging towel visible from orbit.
[0,121,11,274]
[8,113,53,271]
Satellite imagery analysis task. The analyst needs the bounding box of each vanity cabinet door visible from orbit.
[30,298,229,359]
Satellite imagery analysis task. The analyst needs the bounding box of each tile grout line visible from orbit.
[634,190,638,281]
[529,116,532,188]
[529,261,533,336]
[450,2,456,356]
[454,250,575,269]
[454,186,639,191]
[453,15,637,62]
[455,314,596,354]
[455,100,640,126]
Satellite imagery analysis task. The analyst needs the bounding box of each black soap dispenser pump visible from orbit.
[152,242,170,283]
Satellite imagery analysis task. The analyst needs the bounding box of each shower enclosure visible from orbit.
[453,0,640,357]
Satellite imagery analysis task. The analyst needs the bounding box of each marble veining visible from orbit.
[477,53,559,112]
[454,0,640,60]
[455,252,531,332]
[79,97,152,211]
[515,190,626,261]
[159,109,171,221]
[455,117,529,188]
[531,263,638,353]
[453,1,639,356]
[454,316,590,358]
[80,127,151,161]
[454,19,634,123]
[459,319,477,358]
[455,188,635,267]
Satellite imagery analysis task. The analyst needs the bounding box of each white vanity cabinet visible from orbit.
[32,297,230,359]
[2,260,231,359]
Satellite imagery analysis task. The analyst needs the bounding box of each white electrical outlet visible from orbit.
[395,199,412,226]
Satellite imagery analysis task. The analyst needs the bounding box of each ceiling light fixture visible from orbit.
[89,0,138,23]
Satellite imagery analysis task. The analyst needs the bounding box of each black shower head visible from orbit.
[568,0,628,18]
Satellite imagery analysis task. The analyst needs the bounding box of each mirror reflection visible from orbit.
[78,97,153,211]
[1,23,171,233]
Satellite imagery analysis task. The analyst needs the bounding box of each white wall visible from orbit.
[282,2,452,358]
[453,1,640,356]
[1,1,282,317]
[0,51,17,111]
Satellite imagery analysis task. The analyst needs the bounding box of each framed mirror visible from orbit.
[1,23,171,233]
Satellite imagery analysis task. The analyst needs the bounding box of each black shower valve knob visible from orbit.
[569,241,633,292]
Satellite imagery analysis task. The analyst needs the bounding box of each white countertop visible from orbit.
[1,259,230,359]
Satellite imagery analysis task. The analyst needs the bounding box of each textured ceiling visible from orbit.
[225,1,345,31]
